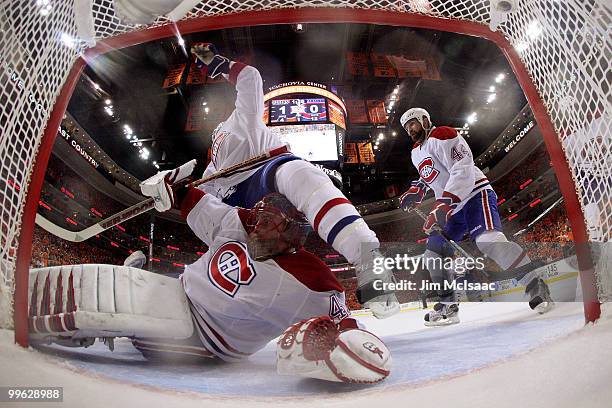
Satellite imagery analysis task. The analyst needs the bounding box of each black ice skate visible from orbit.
[525,278,554,314]
[424,303,460,327]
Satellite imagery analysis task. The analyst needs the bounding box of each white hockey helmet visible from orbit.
[400,107,431,129]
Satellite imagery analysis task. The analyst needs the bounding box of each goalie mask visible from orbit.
[246,193,310,260]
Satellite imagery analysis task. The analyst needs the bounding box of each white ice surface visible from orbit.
[2,302,612,407]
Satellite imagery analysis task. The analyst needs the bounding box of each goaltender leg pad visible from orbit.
[277,316,391,384]
[28,265,193,340]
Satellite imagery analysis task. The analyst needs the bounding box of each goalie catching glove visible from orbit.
[140,159,198,212]
[277,316,391,384]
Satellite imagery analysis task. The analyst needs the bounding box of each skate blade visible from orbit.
[534,301,555,314]
[529,295,554,313]
[424,317,460,327]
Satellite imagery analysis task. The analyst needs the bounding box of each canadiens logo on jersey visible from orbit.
[418,157,439,184]
[208,241,256,297]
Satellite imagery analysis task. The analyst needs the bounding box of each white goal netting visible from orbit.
[0,0,610,330]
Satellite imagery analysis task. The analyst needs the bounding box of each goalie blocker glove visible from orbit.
[277,316,391,383]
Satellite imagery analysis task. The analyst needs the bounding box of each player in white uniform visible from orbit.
[27,171,391,382]
[188,43,399,318]
[398,108,554,326]
[137,166,391,382]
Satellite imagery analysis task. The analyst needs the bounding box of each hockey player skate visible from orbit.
[525,277,554,314]
[510,261,555,314]
[424,302,460,327]
[355,248,400,319]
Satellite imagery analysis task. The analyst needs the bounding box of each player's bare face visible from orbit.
[406,119,425,143]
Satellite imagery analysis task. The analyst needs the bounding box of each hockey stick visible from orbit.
[513,196,564,236]
[36,146,290,242]
[412,207,474,260]
[411,207,492,281]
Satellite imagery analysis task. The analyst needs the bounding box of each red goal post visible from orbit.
[1,1,609,347]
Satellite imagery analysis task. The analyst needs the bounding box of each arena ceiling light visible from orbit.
[467,112,477,124]
[495,73,506,83]
[292,23,307,33]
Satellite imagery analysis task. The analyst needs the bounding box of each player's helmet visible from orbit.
[400,107,431,129]
[246,193,311,260]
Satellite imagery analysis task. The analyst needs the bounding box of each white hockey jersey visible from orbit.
[200,62,285,199]
[180,190,349,361]
[411,126,491,212]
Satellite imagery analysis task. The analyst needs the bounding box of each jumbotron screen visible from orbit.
[270,98,327,124]
[269,123,338,162]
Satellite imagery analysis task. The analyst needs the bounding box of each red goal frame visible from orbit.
[14,8,601,347]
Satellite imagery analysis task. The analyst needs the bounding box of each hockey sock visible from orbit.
[275,160,378,265]
[423,249,457,302]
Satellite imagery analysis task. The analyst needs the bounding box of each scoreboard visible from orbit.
[270,98,327,124]
[263,82,348,187]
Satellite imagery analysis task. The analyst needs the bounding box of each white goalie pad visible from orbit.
[28,265,193,340]
[277,316,391,384]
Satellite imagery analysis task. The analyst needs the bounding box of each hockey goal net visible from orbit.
[0,0,610,345]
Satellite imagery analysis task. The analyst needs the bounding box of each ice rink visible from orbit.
[2,300,612,407]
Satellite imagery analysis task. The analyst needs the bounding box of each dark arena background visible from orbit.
[0,1,610,407]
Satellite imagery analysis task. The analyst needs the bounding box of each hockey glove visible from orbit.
[191,42,230,79]
[423,198,453,235]
[277,316,391,383]
[140,159,197,212]
[399,179,427,212]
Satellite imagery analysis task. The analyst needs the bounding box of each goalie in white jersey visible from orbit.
[27,175,391,384]
[187,43,399,319]
[398,108,554,326]
[139,167,391,383]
